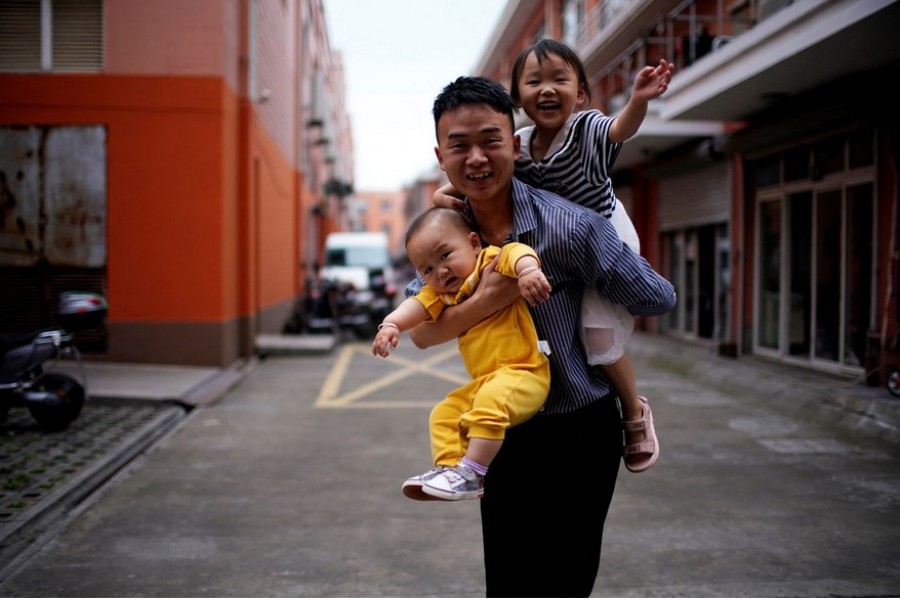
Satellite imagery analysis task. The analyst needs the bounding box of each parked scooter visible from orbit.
[887,367,900,398]
[0,292,107,431]
[283,275,379,339]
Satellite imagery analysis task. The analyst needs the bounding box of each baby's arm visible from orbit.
[432,182,467,211]
[514,255,552,307]
[372,298,429,357]
[609,59,674,143]
[407,256,520,349]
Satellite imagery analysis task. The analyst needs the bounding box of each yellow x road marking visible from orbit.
[315,343,468,409]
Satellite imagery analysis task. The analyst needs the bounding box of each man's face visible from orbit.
[434,104,520,205]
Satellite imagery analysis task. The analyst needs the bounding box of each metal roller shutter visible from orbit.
[658,161,730,232]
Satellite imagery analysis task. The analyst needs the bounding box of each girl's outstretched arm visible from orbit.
[610,59,674,143]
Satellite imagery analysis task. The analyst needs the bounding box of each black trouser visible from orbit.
[480,394,622,597]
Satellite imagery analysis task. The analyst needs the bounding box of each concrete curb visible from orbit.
[0,400,187,580]
[255,333,339,356]
[179,358,258,408]
[630,332,900,445]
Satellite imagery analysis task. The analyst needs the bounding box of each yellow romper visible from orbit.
[413,243,551,466]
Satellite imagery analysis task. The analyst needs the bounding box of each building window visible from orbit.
[0,0,103,72]
[562,0,583,46]
[752,129,876,372]
[662,223,730,341]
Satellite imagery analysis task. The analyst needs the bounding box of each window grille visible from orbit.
[0,0,103,72]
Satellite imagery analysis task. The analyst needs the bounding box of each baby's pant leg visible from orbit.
[429,381,478,466]
[462,367,550,442]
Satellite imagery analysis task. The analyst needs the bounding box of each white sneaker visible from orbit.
[421,464,484,501]
[401,466,447,501]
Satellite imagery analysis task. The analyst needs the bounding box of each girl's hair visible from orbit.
[509,38,591,105]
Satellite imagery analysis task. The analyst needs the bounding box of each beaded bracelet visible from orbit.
[377,322,400,331]
[518,266,542,277]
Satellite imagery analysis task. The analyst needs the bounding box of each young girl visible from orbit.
[434,39,673,473]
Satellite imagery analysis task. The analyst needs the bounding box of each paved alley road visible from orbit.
[1,334,899,597]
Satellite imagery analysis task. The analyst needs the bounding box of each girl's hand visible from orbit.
[433,182,467,211]
[632,59,674,103]
[518,268,552,306]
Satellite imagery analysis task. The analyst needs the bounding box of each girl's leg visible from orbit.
[601,353,641,420]
[602,354,659,472]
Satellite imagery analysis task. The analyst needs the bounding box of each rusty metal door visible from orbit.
[0,125,107,348]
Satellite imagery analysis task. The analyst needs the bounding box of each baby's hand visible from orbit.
[432,182,466,211]
[518,268,551,306]
[372,328,400,357]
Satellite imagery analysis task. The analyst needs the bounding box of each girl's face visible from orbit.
[407,221,481,295]
[515,51,587,133]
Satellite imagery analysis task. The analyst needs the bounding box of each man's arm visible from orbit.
[580,213,676,316]
[407,256,521,349]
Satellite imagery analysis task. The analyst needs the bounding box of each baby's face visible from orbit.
[408,223,481,295]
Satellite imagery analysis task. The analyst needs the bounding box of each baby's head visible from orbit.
[405,207,482,295]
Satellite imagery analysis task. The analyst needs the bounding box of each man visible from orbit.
[407,76,676,597]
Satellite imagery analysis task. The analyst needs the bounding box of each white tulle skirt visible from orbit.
[582,203,640,366]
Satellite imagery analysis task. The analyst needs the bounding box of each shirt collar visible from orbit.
[461,178,538,245]
[516,112,578,163]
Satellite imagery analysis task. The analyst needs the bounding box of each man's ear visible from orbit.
[435,146,445,171]
[513,134,521,159]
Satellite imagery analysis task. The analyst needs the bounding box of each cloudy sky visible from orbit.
[323,0,508,191]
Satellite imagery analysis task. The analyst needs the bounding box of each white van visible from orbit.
[320,231,397,313]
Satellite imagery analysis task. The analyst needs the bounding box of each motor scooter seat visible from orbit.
[0,331,54,357]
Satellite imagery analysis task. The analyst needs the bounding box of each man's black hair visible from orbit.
[509,38,592,104]
[432,76,517,138]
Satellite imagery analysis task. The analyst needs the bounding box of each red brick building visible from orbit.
[474,0,899,384]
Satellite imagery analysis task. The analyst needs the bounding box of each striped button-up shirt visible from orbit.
[408,178,676,414]
[515,110,621,218]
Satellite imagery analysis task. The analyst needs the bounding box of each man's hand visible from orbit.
[476,256,522,309]
[407,256,520,349]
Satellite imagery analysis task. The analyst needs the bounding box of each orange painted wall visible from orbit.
[0,72,299,326]
[251,122,299,309]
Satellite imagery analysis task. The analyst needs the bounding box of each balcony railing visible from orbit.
[575,0,794,112]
